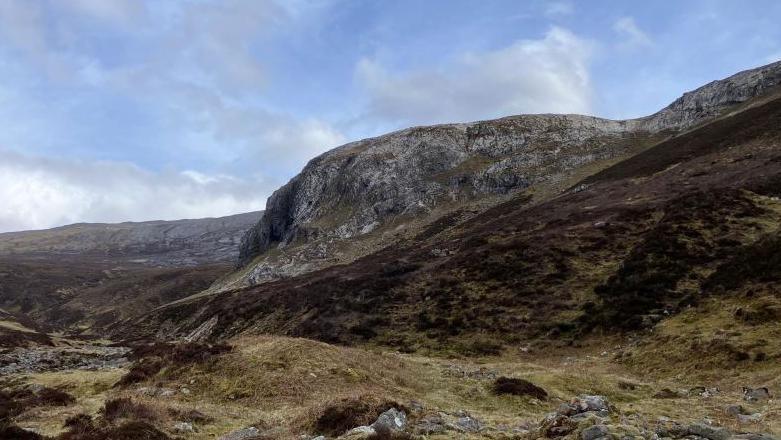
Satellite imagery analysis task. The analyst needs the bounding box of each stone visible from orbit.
[737,413,763,424]
[339,426,376,439]
[743,387,771,402]
[173,422,195,433]
[219,427,261,440]
[371,408,407,432]
[413,414,447,435]
[454,416,481,433]
[725,405,748,416]
[581,424,609,440]
[687,423,731,440]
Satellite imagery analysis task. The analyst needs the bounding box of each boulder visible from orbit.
[581,424,609,440]
[743,387,771,402]
[371,408,407,432]
[688,423,731,440]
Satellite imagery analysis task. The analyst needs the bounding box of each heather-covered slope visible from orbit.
[127,91,781,360]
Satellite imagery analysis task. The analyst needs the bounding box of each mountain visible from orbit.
[231,60,781,289]
[0,212,261,335]
[0,211,262,267]
[124,62,781,357]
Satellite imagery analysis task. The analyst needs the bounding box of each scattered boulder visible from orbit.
[173,421,195,433]
[743,387,771,402]
[338,426,376,439]
[453,415,481,433]
[581,424,609,440]
[218,426,260,440]
[371,408,407,432]
[688,422,731,440]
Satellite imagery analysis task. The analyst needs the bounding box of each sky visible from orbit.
[0,0,780,232]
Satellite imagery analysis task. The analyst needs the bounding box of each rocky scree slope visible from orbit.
[127,88,781,364]
[235,60,781,286]
[0,211,262,267]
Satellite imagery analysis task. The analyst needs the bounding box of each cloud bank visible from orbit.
[355,27,593,127]
[0,151,268,232]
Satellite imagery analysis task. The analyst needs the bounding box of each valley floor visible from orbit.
[2,333,778,439]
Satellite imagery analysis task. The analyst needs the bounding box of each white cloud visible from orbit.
[355,27,593,127]
[0,150,269,232]
[613,16,653,50]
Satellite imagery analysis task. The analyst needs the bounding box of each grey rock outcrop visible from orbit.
[237,60,781,283]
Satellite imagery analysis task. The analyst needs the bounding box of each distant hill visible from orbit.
[0,211,262,267]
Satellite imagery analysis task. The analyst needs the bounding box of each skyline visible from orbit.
[1,0,780,232]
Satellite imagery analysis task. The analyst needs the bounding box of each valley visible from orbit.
[2,62,781,440]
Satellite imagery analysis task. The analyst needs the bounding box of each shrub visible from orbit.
[101,398,158,422]
[492,377,548,399]
[0,425,44,440]
[114,359,164,388]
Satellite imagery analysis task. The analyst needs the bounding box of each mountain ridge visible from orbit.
[234,60,781,289]
[0,210,262,267]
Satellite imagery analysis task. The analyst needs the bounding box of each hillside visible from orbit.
[128,85,781,359]
[229,60,781,290]
[0,212,261,335]
[0,211,262,267]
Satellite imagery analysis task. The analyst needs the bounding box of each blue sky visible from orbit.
[0,0,780,231]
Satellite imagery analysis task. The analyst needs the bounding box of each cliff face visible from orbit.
[236,60,781,279]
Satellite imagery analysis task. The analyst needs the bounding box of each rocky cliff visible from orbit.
[236,60,781,284]
[0,211,262,267]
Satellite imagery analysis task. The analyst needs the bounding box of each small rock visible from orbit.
[173,422,195,433]
[688,423,731,440]
[743,387,771,402]
[454,416,481,433]
[219,427,261,440]
[413,414,446,435]
[725,405,748,416]
[180,387,191,395]
[581,424,609,440]
[339,426,376,439]
[737,413,763,424]
[159,388,176,397]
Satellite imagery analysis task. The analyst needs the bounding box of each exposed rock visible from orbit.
[218,427,261,440]
[173,422,195,433]
[581,424,609,440]
[371,408,407,432]
[453,415,482,433]
[743,387,771,402]
[0,345,129,375]
[338,425,376,439]
[687,423,731,440]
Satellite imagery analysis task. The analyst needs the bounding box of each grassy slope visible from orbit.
[8,335,779,439]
